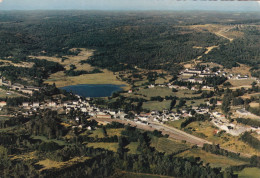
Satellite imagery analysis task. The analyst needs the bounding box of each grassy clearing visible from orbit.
[155,76,171,84]
[134,80,148,87]
[185,121,260,156]
[136,87,200,99]
[0,59,34,68]
[0,126,17,132]
[126,142,139,154]
[229,79,257,88]
[165,120,185,129]
[32,48,129,89]
[250,102,260,108]
[136,87,175,98]
[46,69,129,89]
[31,48,94,71]
[36,157,90,171]
[186,98,208,107]
[151,137,190,154]
[0,88,24,98]
[142,100,171,111]
[236,167,260,178]
[187,121,217,138]
[89,128,124,138]
[242,93,260,99]
[221,137,260,156]
[175,90,201,98]
[0,116,11,120]
[31,135,67,146]
[11,151,37,161]
[177,148,248,169]
[87,142,119,152]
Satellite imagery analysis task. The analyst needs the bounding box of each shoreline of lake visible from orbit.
[61,84,125,97]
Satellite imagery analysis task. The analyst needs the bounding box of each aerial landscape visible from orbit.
[0,0,260,178]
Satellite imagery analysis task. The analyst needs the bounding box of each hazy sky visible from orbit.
[0,0,260,11]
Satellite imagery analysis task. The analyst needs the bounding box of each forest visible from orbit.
[0,11,234,74]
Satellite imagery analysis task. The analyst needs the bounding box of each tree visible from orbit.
[102,126,108,137]
[170,99,176,110]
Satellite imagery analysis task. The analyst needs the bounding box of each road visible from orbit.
[93,118,211,147]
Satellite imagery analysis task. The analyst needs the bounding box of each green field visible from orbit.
[0,88,24,98]
[186,98,209,107]
[31,136,68,146]
[151,137,190,154]
[136,87,175,98]
[143,100,171,111]
[87,142,119,152]
[126,142,139,154]
[165,120,185,129]
[89,128,124,138]
[177,148,248,169]
[136,87,200,99]
[126,138,190,155]
[237,167,260,178]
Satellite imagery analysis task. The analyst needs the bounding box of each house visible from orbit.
[49,102,57,107]
[32,102,40,107]
[81,108,88,113]
[138,117,148,122]
[191,78,203,84]
[22,102,29,107]
[199,73,215,78]
[237,75,249,80]
[128,90,133,94]
[179,86,188,90]
[20,89,34,95]
[217,101,223,106]
[181,72,197,76]
[202,86,213,90]
[0,101,7,107]
[236,108,249,116]
[185,69,202,74]
[96,115,112,119]
[26,86,40,91]
[191,87,198,91]
[148,84,155,88]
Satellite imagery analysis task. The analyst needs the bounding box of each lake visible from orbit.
[61,84,124,97]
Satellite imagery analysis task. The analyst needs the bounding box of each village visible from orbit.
[0,64,259,143]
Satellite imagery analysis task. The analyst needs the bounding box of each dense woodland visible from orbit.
[0,11,259,75]
[0,11,245,73]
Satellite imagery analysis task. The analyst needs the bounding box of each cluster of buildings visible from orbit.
[134,107,209,125]
[21,96,128,120]
[0,78,40,95]
[179,67,258,84]
[179,68,216,84]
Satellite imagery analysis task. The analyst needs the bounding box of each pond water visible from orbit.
[61,84,124,97]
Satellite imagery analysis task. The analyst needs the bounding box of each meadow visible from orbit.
[177,148,248,169]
